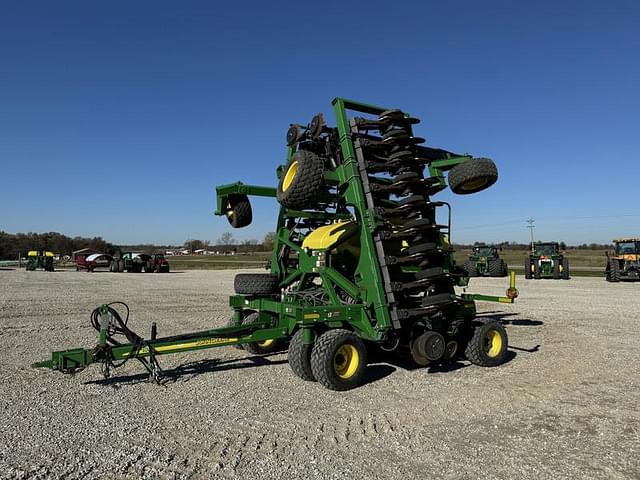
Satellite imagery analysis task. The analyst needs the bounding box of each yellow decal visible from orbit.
[123,337,238,357]
[304,313,320,319]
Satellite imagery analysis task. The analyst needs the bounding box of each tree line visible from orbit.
[0,231,278,260]
[0,231,115,260]
[1,230,613,260]
[455,241,613,250]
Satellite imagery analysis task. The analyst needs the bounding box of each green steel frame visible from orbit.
[34,98,516,378]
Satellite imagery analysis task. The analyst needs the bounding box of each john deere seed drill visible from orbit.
[33,99,517,391]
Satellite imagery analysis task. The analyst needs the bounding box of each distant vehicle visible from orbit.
[462,244,508,277]
[110,252,155,273]
[26,251,55,271]
[76,253,113,272]
[151,254,170,273]
[525,241,569,280]
[606,238,640,282]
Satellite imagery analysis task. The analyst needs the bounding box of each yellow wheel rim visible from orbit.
[460,178,488,191]
[226,202,234,218]
[282,161,298,192]
[257,339,274,348]
[334,344,359,379]
[486,329,503,358]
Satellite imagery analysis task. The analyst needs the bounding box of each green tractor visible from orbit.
[25,251,55,272]
[605,238,640,282]
[34,98,518,391]
[462,244,508,277]
[524,241,569,280]
[110,252,155,273]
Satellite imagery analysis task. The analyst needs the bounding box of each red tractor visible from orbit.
[151,254,170,273]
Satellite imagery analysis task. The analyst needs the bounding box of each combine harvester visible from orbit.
[34,99,518,391]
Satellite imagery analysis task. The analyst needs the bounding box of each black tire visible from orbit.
[561,257,570,280]
[224,194,252,228]
[310,329,367,391]
[239,312,284,355]
[448,158,498,195]
[288,329,315,381]
[234,273,280,295]
[524,258,532,279]
[607,259,620,282]
[552,260,561,279]
[463,260,477,277]
[276,150,324,210]
[502,262,508,276]
[489,259,504,277]
[118,260,125,272]
[465,319,508,367]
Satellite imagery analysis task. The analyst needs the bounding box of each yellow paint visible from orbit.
[257,339,274,347]
[302,221,358,251]
[45,251,54,257]
[486,329,503,357]
[304,313,320,319]
[122,337,238,357]
[334,344,360,379]
[498,297,513,303]
[27,251,37,256]
[282,160,298,191]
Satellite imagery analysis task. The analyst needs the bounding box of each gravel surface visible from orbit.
[1,269,639,479]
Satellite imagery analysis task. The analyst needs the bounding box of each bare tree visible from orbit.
[218,232,235,246]
[184,239,205,253]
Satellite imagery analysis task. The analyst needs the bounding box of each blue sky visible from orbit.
[1,1,638,245]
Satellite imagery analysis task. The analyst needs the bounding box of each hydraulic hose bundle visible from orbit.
[89,302,163,381]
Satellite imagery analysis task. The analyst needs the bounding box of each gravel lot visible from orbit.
[1,269,638,479]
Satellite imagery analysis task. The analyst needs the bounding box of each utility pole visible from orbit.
[526,218,535,252]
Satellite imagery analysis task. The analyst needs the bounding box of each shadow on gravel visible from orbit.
[478,311,544,327]
[361,363,396,386]
[84,354,288,387]
[509,344,540,354]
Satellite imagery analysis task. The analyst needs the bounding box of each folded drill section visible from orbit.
[34,98,517,391]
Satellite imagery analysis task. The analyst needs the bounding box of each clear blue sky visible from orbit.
[1,1,638,246]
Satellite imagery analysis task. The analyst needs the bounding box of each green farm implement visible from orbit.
[525,241,569,280]
[34,98,518,391]
[26,250,55,272]
[462,245,508,277]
